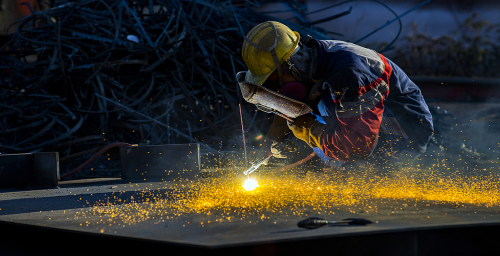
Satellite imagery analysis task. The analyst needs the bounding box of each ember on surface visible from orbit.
[76,167,500,227]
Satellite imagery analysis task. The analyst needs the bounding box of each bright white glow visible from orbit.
[243,178,259,191]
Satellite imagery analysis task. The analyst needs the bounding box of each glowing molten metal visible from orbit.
[243,178,259,191]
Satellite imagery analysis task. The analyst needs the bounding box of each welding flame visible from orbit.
[243,178,259,191]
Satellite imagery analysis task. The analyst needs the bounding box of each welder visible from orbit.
[237,21,434,173]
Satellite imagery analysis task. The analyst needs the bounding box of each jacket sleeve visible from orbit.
[319,55,392,162]
[266,114,290,142]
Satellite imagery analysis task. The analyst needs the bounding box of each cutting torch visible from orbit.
[243,138,294,176]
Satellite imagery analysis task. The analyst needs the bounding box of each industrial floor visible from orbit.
[1,171,500,256]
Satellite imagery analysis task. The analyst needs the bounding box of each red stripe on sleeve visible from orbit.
[358,53,392,95]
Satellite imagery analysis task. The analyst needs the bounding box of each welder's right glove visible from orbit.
[266,115,291,143]
[262,140,298,165]
[262,115,292,165]
[287,114,325,148]
[266,115,291,159]
[270,140,288,159]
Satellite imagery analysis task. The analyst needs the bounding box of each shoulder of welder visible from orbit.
[313,39,392,103]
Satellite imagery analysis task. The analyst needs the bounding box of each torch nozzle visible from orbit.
[243,153,273,176]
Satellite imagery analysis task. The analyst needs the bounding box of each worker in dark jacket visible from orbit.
[240,21,434,172]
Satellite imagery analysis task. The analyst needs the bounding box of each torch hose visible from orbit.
[272,151,316,173]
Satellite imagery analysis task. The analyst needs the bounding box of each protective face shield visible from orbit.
[236,71,312,122]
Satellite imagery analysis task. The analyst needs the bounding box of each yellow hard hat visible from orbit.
[242,21,300,85]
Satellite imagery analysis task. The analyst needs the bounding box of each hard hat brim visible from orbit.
[245,44,301,86]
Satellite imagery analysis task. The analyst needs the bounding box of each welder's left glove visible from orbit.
[287,114,325,148]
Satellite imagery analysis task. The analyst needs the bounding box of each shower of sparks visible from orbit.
[75,167,500,228]
[243,178,259,191]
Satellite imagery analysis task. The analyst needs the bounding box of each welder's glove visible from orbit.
[261,140,286,166]
[271,140,288,158]
[262,140,298,165]
[287,114,325,148]
[262,115,292,165]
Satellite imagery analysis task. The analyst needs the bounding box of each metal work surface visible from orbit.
[1,170,500,255]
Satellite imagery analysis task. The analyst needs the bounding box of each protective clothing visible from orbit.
[286,114,324,149]
[262,115,295,165]
[236,71,312,122]
[305,39,433,165]
[270,141,288,158]
[242,21,300,86]
[240,21,433,167]
[266,115,290,142]
[262,137,298,165]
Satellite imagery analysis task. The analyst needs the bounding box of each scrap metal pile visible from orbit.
[0,0,346,159]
